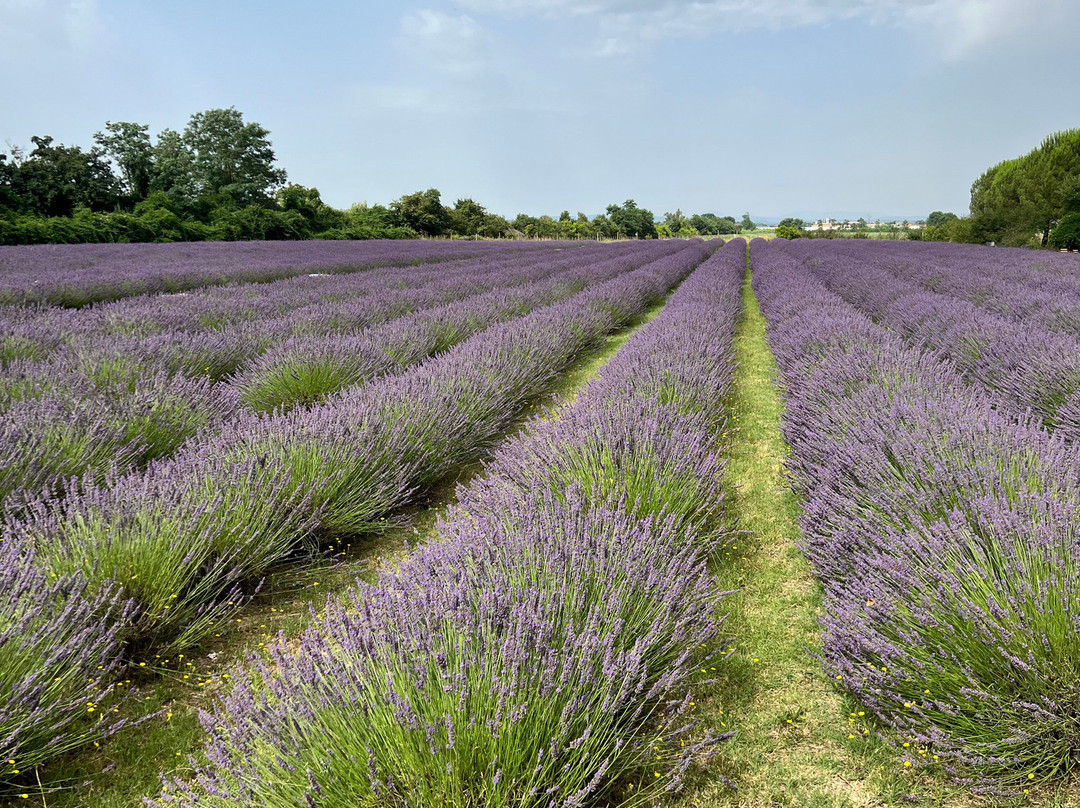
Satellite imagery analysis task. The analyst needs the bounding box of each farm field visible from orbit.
[2,237,1080,807]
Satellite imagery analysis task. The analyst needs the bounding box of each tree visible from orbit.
[606,199,656,239]
[448,198,488,237]
[741,212,755,231]
[94,121,154,204]
[590,214,618,240]
[149,128,197,207]
[477,212,510,239]
[391,188,451,236]
[1049,213,1080,251]
[663,208,689,233]
[11,136,119,217]
[970,129,1080,246]
[0,153,19,212]
[926,211,959,229]
[775,225,801,240]
[777,217,805,231]
[276,183,344,234]
[182,107,287,206]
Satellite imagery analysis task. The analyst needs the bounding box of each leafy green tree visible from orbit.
[477,212,510,238]
[510,213,536,237]
[775,225,801,239]
[525,215,559,239]
[94,121,154,204]
[182,107,287,206]
[0,153,19,212]
[149,128,197,207]
[688,213,737,236]
[391,188,451,236]
[1049,213,1080,250]
[276,184,343,233]
[449,198,488,237]
[777,217,805,231]
[970,129,1080,246]
[11,136,119,217]
[572,212,596,240]
[590,214,618,240]
[926,211,959,228]
[606,199,656,239]
[663,208,689,233]
[741,212,755,231]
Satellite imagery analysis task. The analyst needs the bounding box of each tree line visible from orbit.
[968,129,1080,249]
[909,129,1080,249]
[0,108,745,245]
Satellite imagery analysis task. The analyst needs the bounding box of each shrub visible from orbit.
[1049,213,1080,250]
[0,535,131,789]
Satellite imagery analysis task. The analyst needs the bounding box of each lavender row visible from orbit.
[779,239,1080,441]
[0,239,571,308]
[153,239,743,807]
[752,239,1080,791]
[227,243,677,413]
[787,238,1080,312]
[0,240,665,363]
[0,247,667,508]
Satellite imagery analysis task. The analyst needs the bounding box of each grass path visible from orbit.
[10,294,673,808]
[672,256,956,808]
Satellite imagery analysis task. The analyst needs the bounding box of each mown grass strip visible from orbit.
[671,253,971,808]
[10,294,675,808]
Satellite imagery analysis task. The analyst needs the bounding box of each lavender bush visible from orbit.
[13,451,318,655]
[753,239,1080,791]
[0,534,131,792]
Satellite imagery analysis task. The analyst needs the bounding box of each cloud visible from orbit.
[0,0,106,57]
[453,0,1061,59]
[398,9,494,76]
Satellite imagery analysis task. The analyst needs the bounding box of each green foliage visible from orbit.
[741,212,755,231]
[1049,212,1080,250]
[776,217,805,231]
[606,198,657,239]
[774,225,801,240]
[663,208,698,237]
[0,107,755,245]
[925,210,958,228]
[149,127,197,208]
[448,197,487,236]
[0,153,20,211]
[10,135,120,216]
[182,107,287,206]
[689,213,738,235]
[95,121,154,204]
[391,188,452,236]
[970,128,1080,246]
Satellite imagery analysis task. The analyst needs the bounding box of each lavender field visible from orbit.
[3,237,1080,806]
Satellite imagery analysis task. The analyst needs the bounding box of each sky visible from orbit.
[1,0,1078,222]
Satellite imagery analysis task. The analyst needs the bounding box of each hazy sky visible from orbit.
[2,0,1078,221]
